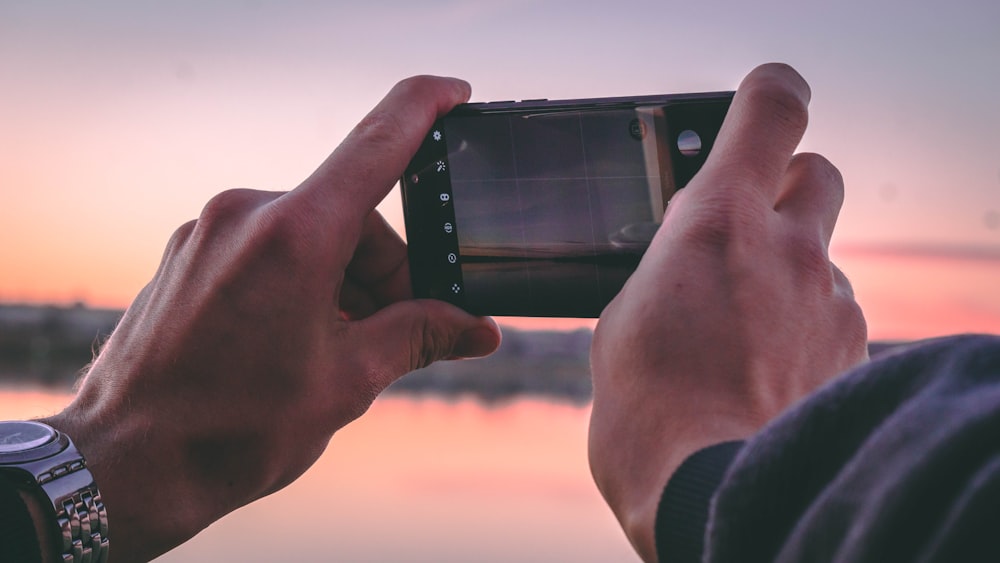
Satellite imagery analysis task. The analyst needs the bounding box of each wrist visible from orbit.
[614,437,726,562]
[0,419,110,563]
[590,388,759,562]
[40,406,203,563]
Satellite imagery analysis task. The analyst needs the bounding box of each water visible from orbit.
[0,386,639,562]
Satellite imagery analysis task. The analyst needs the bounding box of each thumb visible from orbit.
[354,300,501,391]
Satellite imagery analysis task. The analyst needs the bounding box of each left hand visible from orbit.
[42,76,500,563]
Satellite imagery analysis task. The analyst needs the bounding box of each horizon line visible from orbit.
[833,242,1000,263]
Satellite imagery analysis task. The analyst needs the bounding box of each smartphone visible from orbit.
[401,91,733,318]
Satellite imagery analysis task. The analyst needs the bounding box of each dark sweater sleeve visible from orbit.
[707,334,1000,562]
[656,441,744,563]
[655,334,1000,563]
[0,473,43,563]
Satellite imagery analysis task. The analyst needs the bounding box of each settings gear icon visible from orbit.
[432,130,442,141]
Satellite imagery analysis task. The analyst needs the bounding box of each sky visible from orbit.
[1,0,998,340]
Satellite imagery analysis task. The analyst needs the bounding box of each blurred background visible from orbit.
[1,1,998,561]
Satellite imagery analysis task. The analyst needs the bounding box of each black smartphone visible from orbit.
[401,91,733,318]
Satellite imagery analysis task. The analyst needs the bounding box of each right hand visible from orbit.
[588,63,869,561]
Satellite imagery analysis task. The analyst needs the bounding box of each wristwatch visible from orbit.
[0,420,109,563]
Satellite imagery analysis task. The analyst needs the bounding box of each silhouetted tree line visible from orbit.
[0,304,902,403]
[0,304,120,386]
[0,303,596,402]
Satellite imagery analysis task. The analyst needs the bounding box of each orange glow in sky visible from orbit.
[1,2,998,341]
[833,246,1000,340]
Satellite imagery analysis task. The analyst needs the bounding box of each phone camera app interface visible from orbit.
[443,107,676,317]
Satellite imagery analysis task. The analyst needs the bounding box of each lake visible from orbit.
[0,385,639,562]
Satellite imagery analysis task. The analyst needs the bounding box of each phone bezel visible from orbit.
[401,91,734,318]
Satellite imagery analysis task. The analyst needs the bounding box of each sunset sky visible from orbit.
[1,0,998,340]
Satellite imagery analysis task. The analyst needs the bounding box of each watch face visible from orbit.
[0,421,56,453]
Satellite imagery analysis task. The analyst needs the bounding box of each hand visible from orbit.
[588,63,868,561]
[40,76,501,563]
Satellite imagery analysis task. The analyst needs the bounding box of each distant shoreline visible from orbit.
[0,302,596,403]
[0,302,908,404]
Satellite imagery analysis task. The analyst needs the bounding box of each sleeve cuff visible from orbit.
[0,473,43,563]
[655,441,744,563]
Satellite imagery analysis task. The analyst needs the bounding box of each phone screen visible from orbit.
[403,94,731,317]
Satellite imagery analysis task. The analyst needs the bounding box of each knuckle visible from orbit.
[789,153,845,199]
[783,153,846,227]
[159,219,199,266]
[194,189,317,267]
[837,296,869,361]
[198,188,258,229]
[166,219,198,251]
[682,188,768,251]
[744,77,809,136]
[831,267,870,360]
[351,109,406,148]
[784,231,834,288]
[791,152,842,184]
[195,190,320,271]
[831,263,855,298]
[201,188,256,215]
[413,310,452,369]
[247,204,317,265]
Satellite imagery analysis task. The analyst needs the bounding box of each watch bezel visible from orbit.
[0,421,70,466]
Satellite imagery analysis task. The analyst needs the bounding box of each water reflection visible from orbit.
[0,387,638,562]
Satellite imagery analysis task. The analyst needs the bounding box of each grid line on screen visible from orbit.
[576,113,603,300]
[506,114,532,304]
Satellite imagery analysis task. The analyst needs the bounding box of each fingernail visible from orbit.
[453,326,500,358]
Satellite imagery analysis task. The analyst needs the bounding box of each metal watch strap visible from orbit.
[54,486,109,563]
[0,421,110,563]
[39,461,109,563]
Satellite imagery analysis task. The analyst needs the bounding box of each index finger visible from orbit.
[694,63,812,203]
[284,75,471,235]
